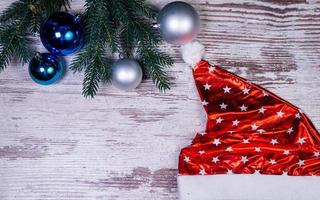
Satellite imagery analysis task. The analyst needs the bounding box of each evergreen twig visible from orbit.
[70,0,115,98]
[0,0,71,72]
[71,0,173,97]
[1,0,173,98]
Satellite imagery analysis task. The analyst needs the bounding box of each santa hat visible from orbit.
[178,41,320,200]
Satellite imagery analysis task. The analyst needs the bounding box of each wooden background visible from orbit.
[1,0,320,199]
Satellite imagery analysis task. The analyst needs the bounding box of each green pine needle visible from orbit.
[0,0,71,72]
[71,0,173,97]
[138,46,173,91]
[0,0,173,98]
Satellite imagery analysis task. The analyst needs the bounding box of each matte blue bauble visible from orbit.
[40,12,84,56]
[29,53,64,85]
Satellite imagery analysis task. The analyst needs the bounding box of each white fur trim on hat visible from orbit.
[181,41,205,67]
[178,174,320,200]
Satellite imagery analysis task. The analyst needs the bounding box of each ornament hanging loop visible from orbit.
[118,52,125,59]
[34,52,43,62]
[152,22,160,29]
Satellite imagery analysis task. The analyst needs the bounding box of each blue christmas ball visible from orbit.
[28,53,64,85]
[40,12,84,56]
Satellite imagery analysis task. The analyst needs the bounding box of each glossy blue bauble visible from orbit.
[29,53,64,85]
[40,12,84,56]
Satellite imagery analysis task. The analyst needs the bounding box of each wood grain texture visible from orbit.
[1,0,320,199]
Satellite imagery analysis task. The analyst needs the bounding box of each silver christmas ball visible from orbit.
[112,59,143,91]
[157,1,200,45]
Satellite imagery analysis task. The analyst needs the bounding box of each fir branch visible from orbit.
[0,0,29,24]
[79,45,112,98]
[38,0,71,17]
[138,46,173,91]
[71,0,173,97]
[83,65,100,98]
[71,0,114,97]
[0,6,33,72]
[0,0,71,72]
[82,55,110,98]
[127,0,158,19]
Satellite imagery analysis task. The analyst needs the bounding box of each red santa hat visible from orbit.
[178,41,320,200]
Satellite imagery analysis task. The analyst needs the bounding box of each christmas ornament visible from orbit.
[178,41,320,200]
[28,53,64,85]
[1,0,173,98]
[40,12,84,56]
[157,1,199,45]
[112,59,143,91]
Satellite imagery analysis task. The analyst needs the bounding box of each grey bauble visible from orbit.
[112,59,143,91]
[157,1,199,45]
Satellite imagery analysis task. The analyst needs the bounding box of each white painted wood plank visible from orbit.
[0,0,320,199]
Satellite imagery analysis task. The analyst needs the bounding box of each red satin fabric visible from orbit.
[179,60,320,176]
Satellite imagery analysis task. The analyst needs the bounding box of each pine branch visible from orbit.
[0,0,71,72]
[70,0,114,97]
[138,46,173,91]
[82,56,108,98]
[70,0,173,97]
[38,0,71,17]
[126,0,158,20]
[1,0,173,97]
[73,45,112,98]
[0,0,29,24]
[0,7,33,72]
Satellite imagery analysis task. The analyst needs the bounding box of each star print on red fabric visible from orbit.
[179,60,320,176]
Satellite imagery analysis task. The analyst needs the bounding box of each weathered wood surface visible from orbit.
[1,0,320,199]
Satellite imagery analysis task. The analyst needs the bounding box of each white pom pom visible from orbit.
[181,41,205,67]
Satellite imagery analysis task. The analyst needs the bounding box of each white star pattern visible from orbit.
[216,117,224,124]
[253,170,261,175]
[295,112,302,119]
[298,160,305,167]
[213,138,221,146]
[202,100,209,106]
[226,146,233,152]
[251,124,259,131]
[180,62,320,177]
[241,156,249,164]
[227,169,233,175]
[232,119,240,126]
[242,87,250,95]
[254,147,261,152]
[198,150,205,155]
[283,150,290,156]
[239,104,248,111]
[287,127,294,135]
[270,139,279,145]
[243,138,250,144]
[208,66,216,73]
[298,137,306,145]
[199,132,207,136]
[212,156,220,163]
[277,110,284,118]
[282,171,288,176]
[269,159,277,165]
[258,107,266,114]
[199,167,207,175]
[223,86,232,94]
[263,91,269,97]
[203,83,211,91]
[219,102,228,110]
